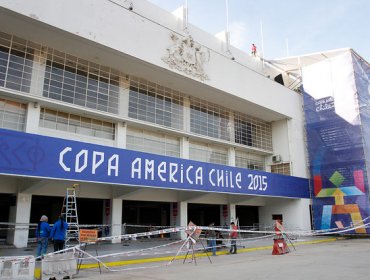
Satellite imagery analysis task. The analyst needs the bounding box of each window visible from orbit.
[235,119,254,146]
[234,112,272,151]
[39,107,115,140]
[0,98,26,131]
[126,127,180,157]
[235,150,265,171]
[190,98,230,141]
[43,50,119,114]
[271,163,291,176]
[189,141,228,164]
[0,33,34,93]
[128,79,183,130]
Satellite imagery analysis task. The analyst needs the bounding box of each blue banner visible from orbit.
[0,128,309,198]
[303,52,370,234]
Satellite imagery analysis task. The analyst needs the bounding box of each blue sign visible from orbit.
[0,129,310,198]
[303,53,370,234]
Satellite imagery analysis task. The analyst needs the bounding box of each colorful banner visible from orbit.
[0,128,309,199]
[303,51,370,233]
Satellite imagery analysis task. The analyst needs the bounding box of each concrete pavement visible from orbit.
[1,236,369,279]
[78,237,370,280]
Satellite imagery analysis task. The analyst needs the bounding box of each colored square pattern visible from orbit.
[329,171,344,187]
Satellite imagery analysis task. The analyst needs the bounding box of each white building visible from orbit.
[0,0,311,248]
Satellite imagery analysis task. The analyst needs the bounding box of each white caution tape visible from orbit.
[32,219,370,276]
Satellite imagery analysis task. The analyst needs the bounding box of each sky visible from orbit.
[147,0,370,62]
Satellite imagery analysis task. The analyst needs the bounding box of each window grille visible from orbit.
[126,127,180,157]
[39,107,115,140]
[128,78,183,130]
[271,163,291,175]
[190,97,230,141]
[234,112,272,151]
[43,50,120,114]
[189,141,228,165]
[0,98,26,131]
[235,150,265,171]
[0,32,34,93]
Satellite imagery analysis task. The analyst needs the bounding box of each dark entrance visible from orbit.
[235,206,259,227]
[30,196,103,237]
[76,198,104,225]
[0,194,14,239]
[188,203,220,226]
[122,201,170,226]
[30,195,63,226]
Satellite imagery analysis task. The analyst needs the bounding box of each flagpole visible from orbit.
[184,0,188,31]
[225,0,229,32]
[225,0,231,52]
[259,19,265,59]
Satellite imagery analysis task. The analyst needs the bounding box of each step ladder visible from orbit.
[61,185,80,247]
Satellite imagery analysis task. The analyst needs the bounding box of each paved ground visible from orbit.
[1,236,370,279]
[78,238,370,280]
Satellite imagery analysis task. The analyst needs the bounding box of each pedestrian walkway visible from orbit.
[0,235,346,279]
[79,237,370,280]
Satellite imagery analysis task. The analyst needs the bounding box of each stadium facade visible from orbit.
[4,0,368,247]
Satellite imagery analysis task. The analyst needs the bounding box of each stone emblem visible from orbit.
[162,33,210,81]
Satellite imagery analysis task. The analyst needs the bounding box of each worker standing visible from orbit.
[229,222,238,254]
[251,43,257,56]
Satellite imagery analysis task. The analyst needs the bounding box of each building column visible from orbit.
[8,193,32,248]
[228,147,235,167]
[220,205,228,226]
[170,202,179,239]
[229,203,236,224]
[26,49,46,133]
[111,198,122,244]
[115,121,127,149]
[118,76,130,117]
[181,96,190,160]
[228,111,235,142]
[102,200,111,237]
[220,204,236,226]
[180,137,189,159]
[30,49,46,97]
[25,102,40,133]
[170,202,178,227]
[179,201,188,239]
[183,96,190,133]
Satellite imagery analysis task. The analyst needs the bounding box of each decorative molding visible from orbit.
[162,33,210,81]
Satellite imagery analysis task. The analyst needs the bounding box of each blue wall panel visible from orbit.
[304,53,370,233]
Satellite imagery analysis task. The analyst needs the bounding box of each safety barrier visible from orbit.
[41,252,76,280]
[0,255,35,280]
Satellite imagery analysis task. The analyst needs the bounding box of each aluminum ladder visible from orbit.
[61,185,80,247]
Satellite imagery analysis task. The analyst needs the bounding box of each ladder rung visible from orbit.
[62,187,80,246]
